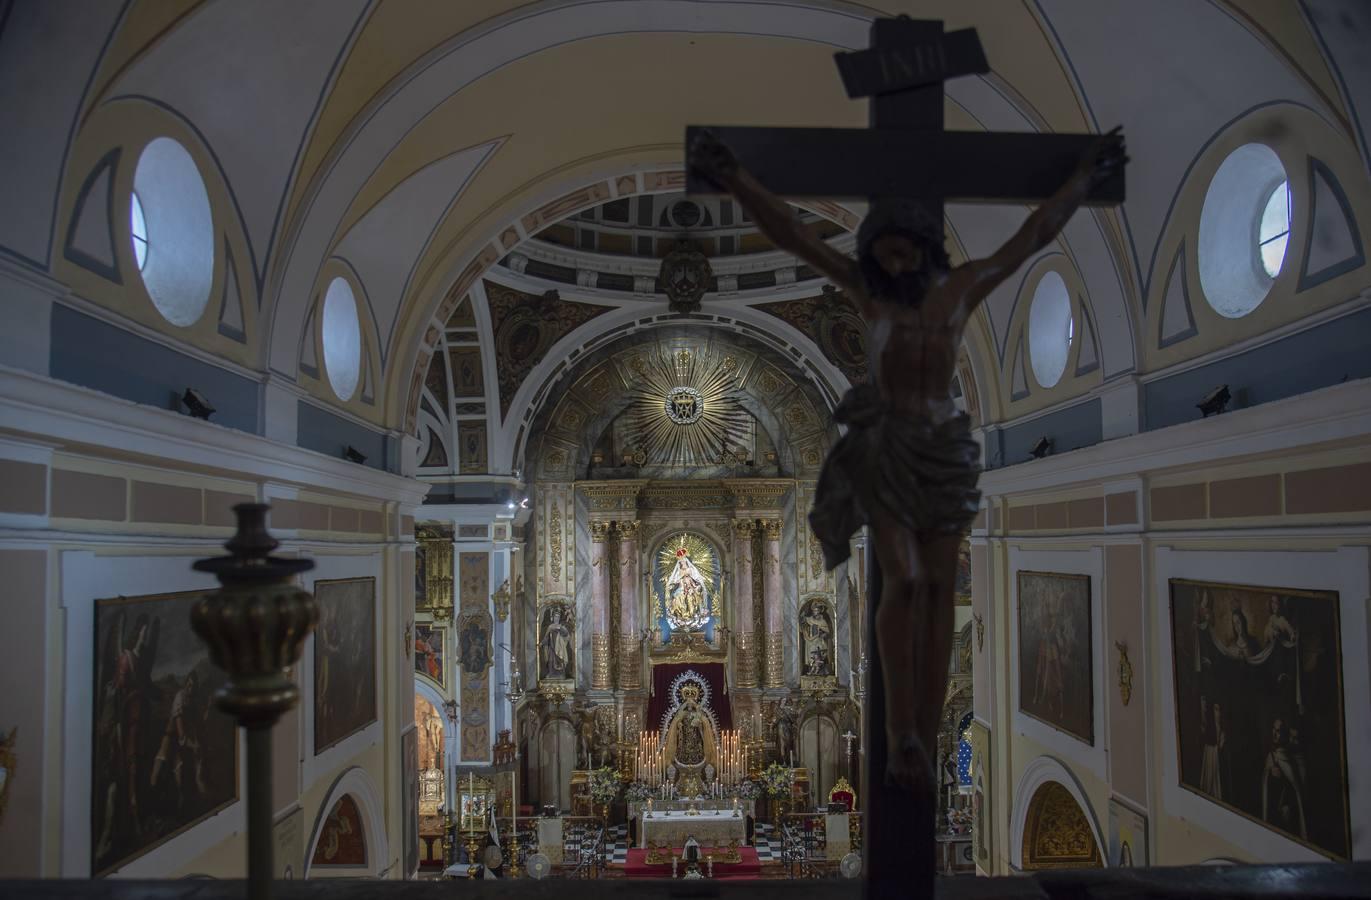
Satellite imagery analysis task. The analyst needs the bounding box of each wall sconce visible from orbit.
[181,387,215,420]
[1114,640,1133,706]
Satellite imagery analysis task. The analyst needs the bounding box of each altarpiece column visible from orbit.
[616,520,642,690]
[590,520,612,690]
[732,519,758,688]
[761,518,784,688]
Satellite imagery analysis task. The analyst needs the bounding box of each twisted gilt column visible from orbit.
[761,518,784,688]
[590,520,612,689]
[732,519,758,688]
[617,520,642,690]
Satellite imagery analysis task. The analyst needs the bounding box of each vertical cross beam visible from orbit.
[863,20,938,897]
[868,17,943,214]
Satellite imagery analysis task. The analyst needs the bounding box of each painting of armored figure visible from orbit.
[1169,578,1348,860]
[314,578,377,754]
[1017,571,1093,744]
[91,591,238,876]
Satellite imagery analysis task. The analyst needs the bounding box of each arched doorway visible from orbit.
[799,715,840,808]
[1020,781,1103,870]
[415,694,446,868]
[539,718,576,813]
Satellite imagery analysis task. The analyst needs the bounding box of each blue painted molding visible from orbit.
[297,399,393,473]
[1143,306,1371,431]
[50,304,259,434]
[997,397,1103,467]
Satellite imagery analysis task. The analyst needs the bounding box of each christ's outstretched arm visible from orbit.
[689,130,860,291]
[964,127,1127,308]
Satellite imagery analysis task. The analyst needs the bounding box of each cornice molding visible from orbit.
[0,365,430,505]
[980,378,1371,498]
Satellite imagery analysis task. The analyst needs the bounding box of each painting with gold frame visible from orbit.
[91,590,239,876]
[1169,578,1348,860]
[413,623,445,687]
[1017,571,1093,744]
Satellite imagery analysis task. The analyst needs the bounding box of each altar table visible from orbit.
[639,810,747,848]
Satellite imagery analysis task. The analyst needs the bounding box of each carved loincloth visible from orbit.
[810,383,981,570]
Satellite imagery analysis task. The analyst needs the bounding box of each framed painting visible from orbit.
[413,623,445,687]
[1169,578,1349,860]
[954,538,972,606]
[313,577,377,754]
[91,590,238,876]
[1107,797,1147,867]
[1017,571,1093,744]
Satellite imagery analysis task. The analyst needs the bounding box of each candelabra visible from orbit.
[852,653,868,704]
[191,504,316,900]
[504,654,526,878]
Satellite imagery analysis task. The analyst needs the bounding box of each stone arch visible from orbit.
[304,766,388,878]
[1009,756,1105,870]
[522,324,839,482]
[538,717,577,813]
[798,713,841,805]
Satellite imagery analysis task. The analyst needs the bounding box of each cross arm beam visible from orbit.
[685,126,1124,204]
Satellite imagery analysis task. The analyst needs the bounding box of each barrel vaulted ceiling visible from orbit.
[7,0,1367,476]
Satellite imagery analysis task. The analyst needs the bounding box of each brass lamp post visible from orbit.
[191,504,317,899]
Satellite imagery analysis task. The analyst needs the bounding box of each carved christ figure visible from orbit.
[690,127,1126,791]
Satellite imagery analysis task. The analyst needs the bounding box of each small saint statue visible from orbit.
[690,127,1126,792]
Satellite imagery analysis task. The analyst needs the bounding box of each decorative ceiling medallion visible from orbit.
[665,386,704,424]
[624,343,749,467]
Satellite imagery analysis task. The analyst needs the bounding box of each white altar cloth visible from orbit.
[639,810,747,848]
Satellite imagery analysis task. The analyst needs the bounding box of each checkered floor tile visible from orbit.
[564,822,784,866]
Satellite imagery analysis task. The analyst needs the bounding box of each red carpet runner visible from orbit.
[623,847,761,879]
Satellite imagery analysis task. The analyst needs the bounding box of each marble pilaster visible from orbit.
[590,520,612,689]
[617,520,642,690]
[761,518,784,688]
[732,519,758,688]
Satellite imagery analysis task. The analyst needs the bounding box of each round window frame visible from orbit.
[321,275,364,403]
[1197,143,1290,320]
[1027,270,1075,390]
[130,136,217,328]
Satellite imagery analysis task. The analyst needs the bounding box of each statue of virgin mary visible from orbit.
[666,548,708,628]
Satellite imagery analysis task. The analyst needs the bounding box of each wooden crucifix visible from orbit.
[686,15,1125,898]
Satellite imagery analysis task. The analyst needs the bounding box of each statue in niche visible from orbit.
[801,598,835,677]
[539,602,574,683]
[666,547,708,629]
[662,677,720,796]
[575,702,597,770]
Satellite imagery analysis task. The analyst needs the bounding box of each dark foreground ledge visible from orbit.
[3,863,1369,900]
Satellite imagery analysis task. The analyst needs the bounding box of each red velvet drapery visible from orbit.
[646,662,732,732]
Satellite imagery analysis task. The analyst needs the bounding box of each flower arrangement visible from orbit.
[623,780,654,803]
[946,806,973,835]
[588,766,622,805]
[760,763,794,798]
[731,779,760,800]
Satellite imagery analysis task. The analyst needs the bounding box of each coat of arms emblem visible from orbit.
[659,241,713,314]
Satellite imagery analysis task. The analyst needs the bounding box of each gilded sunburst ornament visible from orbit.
[624,345,750,466]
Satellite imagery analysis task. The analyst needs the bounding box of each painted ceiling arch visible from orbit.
[523,324,840,483]
[18,0,1365,446]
